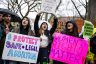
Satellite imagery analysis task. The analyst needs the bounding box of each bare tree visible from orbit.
[56,0,81,17]
[87,0,96,21]
[70,0,88,20]
[0,0,42,17]
[0,0,61,21]
[70,0,96,27]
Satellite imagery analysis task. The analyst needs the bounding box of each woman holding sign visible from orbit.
[13,17,34,36]
[12,17,34,64]
[63,20,79,37]
[53,20,79,64]
[34,12,58,64]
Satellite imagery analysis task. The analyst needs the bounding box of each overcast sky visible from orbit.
[0,0,86,19]
[57,0,86,17]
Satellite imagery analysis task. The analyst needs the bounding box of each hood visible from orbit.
[38,20,52,30]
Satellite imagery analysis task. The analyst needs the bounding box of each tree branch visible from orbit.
[18,4,23,17]
[78,0,86,8]
[29,4,37,11]
[55,0,62,11]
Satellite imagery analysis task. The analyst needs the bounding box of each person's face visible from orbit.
[67,23,74,30]
[4,14,11,22]
[22,18,29,27]
[41,22,48,30]
[0,14,3,21]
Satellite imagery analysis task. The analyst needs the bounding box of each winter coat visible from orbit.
[34,14,58,50]
[90,35,96,54]
[0,22,13,57]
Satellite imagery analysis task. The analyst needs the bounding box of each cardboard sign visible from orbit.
[2,32,40,63]
[41,0,60,13]
[83,20,94,39]
[49,33,88,64]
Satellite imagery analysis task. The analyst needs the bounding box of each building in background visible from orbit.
[49,16,84,33]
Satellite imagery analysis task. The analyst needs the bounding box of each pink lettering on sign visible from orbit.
[13,35,39,45]
[49,33,88,64]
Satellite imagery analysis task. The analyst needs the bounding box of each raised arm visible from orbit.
[34,14,40,36]
[50,16,58,36]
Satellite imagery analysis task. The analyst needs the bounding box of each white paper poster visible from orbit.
[41,0,60,13]
[2,32,40,63]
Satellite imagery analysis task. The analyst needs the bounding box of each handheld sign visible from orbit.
[93,28,96,34]
[49,33,88,64]
[2,32,40,63]
[41,0,60,14]
[83,20,94,39]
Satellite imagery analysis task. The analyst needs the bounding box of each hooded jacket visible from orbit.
[62,20,79,37]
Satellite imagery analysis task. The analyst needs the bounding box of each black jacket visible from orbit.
[0,22,13,57]
[90,36,96,54]
[34,14,58,50]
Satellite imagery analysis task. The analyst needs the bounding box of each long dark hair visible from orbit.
[20,17,30,31]
[64,20,79,37]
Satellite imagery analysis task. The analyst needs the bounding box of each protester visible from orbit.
[0,13,13,64]
[80,21,94,64]
[53,20,79,64]
[13,17,34,36]
[90,32,96,64]
[34,12,58,64]
[12,17,34,64]
[0,12,4,64]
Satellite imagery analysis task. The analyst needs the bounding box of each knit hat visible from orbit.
[38,20,52,30]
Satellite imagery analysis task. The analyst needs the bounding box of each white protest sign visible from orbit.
[41,0,60,14]
[2,32,40,63]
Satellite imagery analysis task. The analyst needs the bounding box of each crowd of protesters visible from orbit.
[0,11,96,64]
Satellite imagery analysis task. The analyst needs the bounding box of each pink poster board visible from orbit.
[49,33,88,64]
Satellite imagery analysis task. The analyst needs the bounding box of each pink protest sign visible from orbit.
[49,33,88,64]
